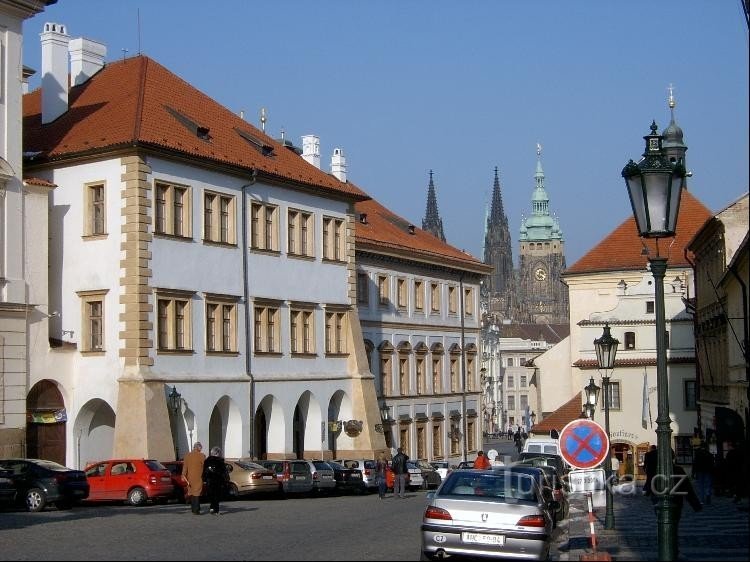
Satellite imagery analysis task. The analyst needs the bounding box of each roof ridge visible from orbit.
[132,56,148,143]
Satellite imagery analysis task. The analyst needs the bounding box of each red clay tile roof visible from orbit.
[354,197,492,274]
[572,357,695,369]
[23,55,366,201]
[23,177,56,188]
[498,323,570,345]
[565,189,713,275]
[530,392,584,436]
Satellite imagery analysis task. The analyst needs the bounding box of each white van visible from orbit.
[522,437,561,456]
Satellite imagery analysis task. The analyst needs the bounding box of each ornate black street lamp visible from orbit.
[584,376,600,420]
[595,323,619,530]
[168,385,181,460]
[622,121,686,561]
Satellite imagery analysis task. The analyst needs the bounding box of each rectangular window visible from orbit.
[322,216,345,261]
[325,310,347,355]
[400,427,409,455]
[381,355,392,396]
[507,395,515,410]
[464,288,474,316]
[432,358,441,394]
[450,422,459,455]
[430,283,440,312]
[520,375,527,388]
[205,296,237,353]
[467,420,476,451]
[287,209,314,256]
[448,286,457,314]
[378,276,389,306]
[155,291,193,352]
[416,357,425,395]
[77,290,108,353]
[399,357,409,395]
[674,435,693,465]
[466,356,474,391]
[290,306,315,355]
[520,394,528,409]
[646,301,655,314]
[357,273,369,305]
[84,182,106,236]
[397,278,407,309]
[417,426,426,460]
[625,331,636,349]
[507,374,514,388]
[154,182,191,238]
[604,381,622,410]
[684,380,697,410]
[432,423,442,458]
[507,358,514,367]
[414,280,424,311]
[253,303,280,353]
[450,358,458,392]
[250,202,278,251]
[203,191,235,244]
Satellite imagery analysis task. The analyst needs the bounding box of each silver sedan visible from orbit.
[420,468,557,561]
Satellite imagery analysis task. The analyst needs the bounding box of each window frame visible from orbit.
[155,289,195,353]
[203,190,236,245]
[324,307,348,356]
[253,300,282,354]
[290,303,316,356]
[322,216,345,262]
[356,272,369,305]
[84,181,107,238]
[287,208,314,257]
[77,289,109,354]
[250,201,279,253]
[414,280,424,312]
[204,293,239,354]
[154,181,192,239]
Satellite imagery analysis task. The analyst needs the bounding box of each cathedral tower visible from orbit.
[422,170,446,242]
[482,167,515,320]
[517,145,569,324]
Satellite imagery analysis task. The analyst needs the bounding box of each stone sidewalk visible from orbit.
[554,488,749,561]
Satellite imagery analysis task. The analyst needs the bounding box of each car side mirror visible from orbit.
[426,492,435,500]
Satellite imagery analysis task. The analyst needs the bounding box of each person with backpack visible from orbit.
[391,447,409,498]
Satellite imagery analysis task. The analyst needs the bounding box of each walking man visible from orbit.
[391,447,409,498]
[183,442,205,515]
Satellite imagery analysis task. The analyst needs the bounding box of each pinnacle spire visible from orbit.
[422,169,446,242]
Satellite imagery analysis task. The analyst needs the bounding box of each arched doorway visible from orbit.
[26,380,66,465]
[255,409,268,459]
[74,398,116,470]
[293,404,304,459]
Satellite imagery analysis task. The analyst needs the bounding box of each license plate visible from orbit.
[262,475,273,480]
[462,533,505,546]
[161,477,171,482]
[296,476,306,480]
[351,474,361,478]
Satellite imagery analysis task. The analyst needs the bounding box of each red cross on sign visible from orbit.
[559,419,609,470]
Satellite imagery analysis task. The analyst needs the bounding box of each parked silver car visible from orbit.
[303,460,336,494]
[334,459,379,492]
[420,468,557,561]
[258,459,314,496]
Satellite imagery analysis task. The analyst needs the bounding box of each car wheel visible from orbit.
[420,550,433,561]
[25,488,47,512]
[127,487,147,506]
[228,483,239,497]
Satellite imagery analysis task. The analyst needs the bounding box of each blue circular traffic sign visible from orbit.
[558,419,609,470]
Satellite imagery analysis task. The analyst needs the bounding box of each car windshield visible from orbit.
[440,471,538,502]
[236,461,264,471]
[32,460,71,471]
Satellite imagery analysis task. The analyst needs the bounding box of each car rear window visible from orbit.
[291,462,309,474]
[263,462,282,473]
[441,472,538,501]
[313,461,331,470]
[144,460,166,471]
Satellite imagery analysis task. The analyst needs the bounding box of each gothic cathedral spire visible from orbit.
[483,167,515,320]
[422,170,446,242]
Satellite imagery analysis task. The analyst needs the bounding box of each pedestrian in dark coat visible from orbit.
[643,444,657,496]
[391,448,409,499]
[202,446,229,515]
[691,443,714,505]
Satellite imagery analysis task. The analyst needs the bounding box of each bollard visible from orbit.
[579,492,612,561]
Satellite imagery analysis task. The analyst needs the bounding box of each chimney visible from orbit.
[22,67,36,94]
[41,22,70,124]
[408,224,415,235]
[301,135,320,169]
[331,147,347,182]
[69,37,106,86]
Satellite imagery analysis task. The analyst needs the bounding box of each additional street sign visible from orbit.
[558,419,609,470]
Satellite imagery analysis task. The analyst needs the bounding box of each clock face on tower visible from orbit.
[534,267,547,281]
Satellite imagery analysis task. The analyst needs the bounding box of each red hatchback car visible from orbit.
[84,459,174,506]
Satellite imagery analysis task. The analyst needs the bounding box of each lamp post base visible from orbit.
[656,494,678,560]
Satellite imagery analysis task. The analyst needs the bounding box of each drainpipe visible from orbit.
[459,272,468,463]
[242,169,258,458]
[685,250,703,435]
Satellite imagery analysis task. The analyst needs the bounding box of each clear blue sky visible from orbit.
[23,1,749,266]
